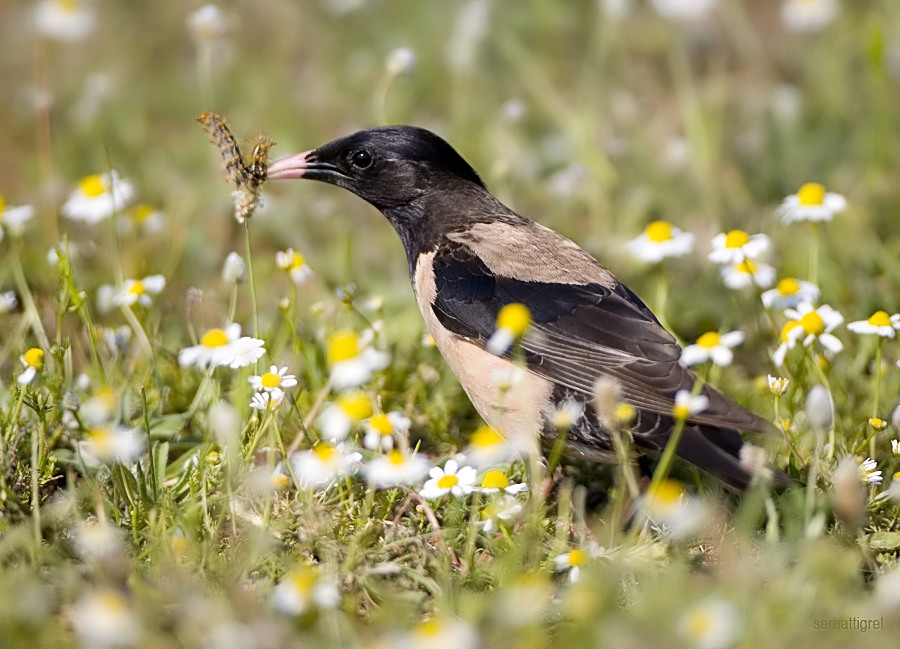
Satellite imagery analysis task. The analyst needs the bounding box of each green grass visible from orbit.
[3,1,900,646]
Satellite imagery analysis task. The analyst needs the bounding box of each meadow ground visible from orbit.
[2,1,900,647]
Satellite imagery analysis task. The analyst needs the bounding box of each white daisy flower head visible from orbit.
[419,458,477,499]
[316,391,373,442]
[249,388,285,412]
[477,469,528,495]
[221,251,247,284]
[363,449,430,488]
[679,598,738,649]
[72,589,140,649]
[773,302,843,366]
[719,259,775,290]
[781,0,839,34]
[761,277,820,310]
[641,479,708,540]
[271,566,341,617]
[477,494,524,533]
[394,618,480,649]
[114,275,166,308]
[326,329,390,390]
[17,347,44,385]
[487,302,532,355]
[62,170,135,225]
[892,439,900,457]
[249,365,297,393]
[777,182,846,224]
[73,520,123,562]
[847,310,900,338]
[275,248,313,286]
[673,390,708,421]
[178,323,265,369]
[0,291,18,314]
[121,203,165,235]
[362,411,411,451]
[463,425,520,467]
[651,0,716,22]
[708,230,770,265]
[290,443,361,490]
[625,220,694,263]
[0,197,35,240]
[187,3,229,42]
[34,0,96,42]
[546,398,585,430]
[79,425,146,466]
[385,46,416,76]
[858,457,883,486]
[767,375,790,396]
[680,330,745,367]
[80,389,118,427]
[553,541,606,583]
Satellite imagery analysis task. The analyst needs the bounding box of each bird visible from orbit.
[267,125,789,489]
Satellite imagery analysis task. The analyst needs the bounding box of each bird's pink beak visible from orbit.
[267,150,315,180]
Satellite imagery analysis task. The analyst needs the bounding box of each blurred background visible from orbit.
[2,0,900,350]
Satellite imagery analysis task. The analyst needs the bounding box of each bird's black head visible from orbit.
[267,125,484,212]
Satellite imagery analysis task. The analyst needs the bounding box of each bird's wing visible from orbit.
[428,239,771,434]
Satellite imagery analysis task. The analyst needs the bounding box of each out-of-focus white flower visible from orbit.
[761,277,819,310]
[393,618,481,649]
[249,389,285,412]
[385,47,416,76]
[275,248,313,285]
[187,4,228,41]
[316,391,373,442]
[326,330,390,390]
[0,197,35,240]
[79,425,146,466]
[651,0,717,22]
[708,230,770,265]
[222,252,247,284]
[113,275,166,308]
[641,479,708,540]
[680,331,745,367]
[289,443,361,490]
[847,311,900,338]
[419,459,477,499]
[781,0,839,33]
[719,259,775,290]
[477,494,523,533]
[362,411,411,451]
[463,425,520,467]
[553,541,606,583]
[271,566,340,616]
[34,0,96,42]
[777,182,846,224]
[17,347,44,385]
[487,303,532,355]
[546,398,584,430]
[0,291,17,314]
[767,375,790,396]
[678,598,738,649]
[73,521,123,562]
[476,469,528,495]
[72,589,140,649]
[673,390,708,420]
[62,171,135,225]
[625,220,694,263]
[363,450,430,488]
[178,323,265,369]
[120,203,165,235]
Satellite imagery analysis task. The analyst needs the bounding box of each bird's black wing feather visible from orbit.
[429,241,771,434]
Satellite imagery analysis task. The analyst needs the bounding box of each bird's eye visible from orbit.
[350,150,373,169]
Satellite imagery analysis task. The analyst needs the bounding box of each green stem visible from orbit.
[871,338,883,458]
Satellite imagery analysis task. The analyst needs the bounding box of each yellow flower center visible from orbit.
[128,280,145,296]
[567,548,587,567]
[481,470,510,490]
[736,259,756,275]
[415,621,441,637]
[288,569,317,595]
[648,479,684,507]
[470,425,504,448]
[696,332,720,349]
[645,220,673,242]
[59,0,80,11]
[797,182,825,206]
[387,449,405,465]
[723,230,749,249]
[496,303,531,336]
[260,372,282,389]
[780,320,802,342]
[867,311,892,327]
[79,174,107,198]
[291,252,306,270]
[869,417,887,431]
[0,195,5,214]
[685,609,712,639]
[87,427,113,454]
[328,330,359,364]
[313,443,336,462]
[96,591,129,615]
[23,347,44,369]
[615,403,636,425]
[369,413,393,436]
[799,311,825,336]
[673,404,691,420]
[437,474,459,489]
[336,392,373,421]
[130,203,155,224]
[776,278,800,296]
[200,328,229,348]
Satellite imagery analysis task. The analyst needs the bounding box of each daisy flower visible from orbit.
[289,443,361,490]
[463,425,520,467]
[113,275,166,308]
[34,0,96,42]
[708,230,770,265]
[271,566,341,617]
[79,425,146,466]
[719,259,775,289]
[362,411,411,451]
[477,494,523,533]
[363,450,430,488]
[0,291,17,314]
[221,252,247,284]
[673,390,708,420]
[73,521,124,562]
[625,220,694,263]
[419,459,477,499]
[767,375,790,396]
[72,589,140,649]
[678,599,738,649]
[847,311,900,338]
[777,182,846,224]
[761,277,819,309]
[249,389,285,411]
[546,398,584,430]
[394,618,480,649]
[487,302,532,355]
[177,323,265,369]
[641,479,708,540]
[62,170,135,225]
[326,329,390,390]
[892,439,900,457]
[477,469,528,495]
[385,46,416,76]
[316,391,373,442]
[0,196,35,240]
[858,457,882,486]
[275,248,313,286]
[553,541,606,583]
[17,347,44,385]
[121,203,165,235]
[773,302,843,366]
[249,365,297,392]
[680,331,745,367]
[187,4,228,42]
[651,0,716,22]
[781,0,839,33]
